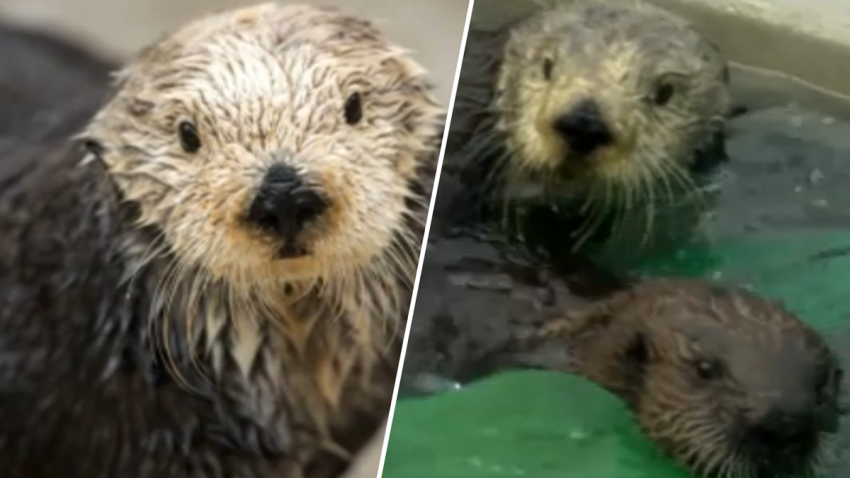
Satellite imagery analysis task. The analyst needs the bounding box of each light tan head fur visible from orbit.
[85,3,441,286]
[494,0,730,207]
[79,2,443,440]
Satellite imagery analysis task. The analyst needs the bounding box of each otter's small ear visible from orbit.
[75,135,107,164]
[124,97,156,117]
[690,128,729,175]
[728,104,749,119]
[82,138,105,158]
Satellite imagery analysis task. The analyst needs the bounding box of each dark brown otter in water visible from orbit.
[0,4,443,478]
[495,278,844,478]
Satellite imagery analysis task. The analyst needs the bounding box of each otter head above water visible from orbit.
[491,0,731,229]
[500,279,843,478]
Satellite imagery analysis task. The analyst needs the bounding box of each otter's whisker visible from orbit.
[185,269,214,383]
[652,160,676,210]
[705,444,732,478]
[123,230,169,286]
[570,187,600,251]
[157,257,200,392]
[608,179,631,247]
[668,161,709,211]
[637,163,657,248]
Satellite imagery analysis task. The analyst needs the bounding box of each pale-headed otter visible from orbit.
[0,3,443,477]
[497,278,844,478]
[449,0,732,255]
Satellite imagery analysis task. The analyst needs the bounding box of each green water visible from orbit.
[385,73,850,478]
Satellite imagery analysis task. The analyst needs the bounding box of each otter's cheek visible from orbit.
[530,123,566,171]
[321,168,407,267]
[167,151,278,275]
[505,115,557,174]
[192,154,266,232]
[165,186,262,278]
[310,167,349,245]
[592,137,641,182]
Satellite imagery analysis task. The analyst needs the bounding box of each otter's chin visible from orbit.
[274,242,311,260]
[744,456,819,478]
[735,437,824,478]
[674,432,824,478]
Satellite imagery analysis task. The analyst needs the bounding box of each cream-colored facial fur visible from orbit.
[495,0,730,194]
[85,3,443,288]
[78,3,444,434]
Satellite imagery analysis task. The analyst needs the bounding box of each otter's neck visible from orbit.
[112,154,433,445]
[505,294,647,407]
[120,231,405,420]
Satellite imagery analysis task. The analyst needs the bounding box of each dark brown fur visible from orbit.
[498,278,843,478]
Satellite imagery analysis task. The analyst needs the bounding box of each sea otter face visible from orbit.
[496,0,730,198]
[624,283,842,478]
[469,279,844,477]
[83,3,443,285]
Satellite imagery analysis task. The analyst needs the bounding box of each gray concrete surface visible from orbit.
[0,0,471,105]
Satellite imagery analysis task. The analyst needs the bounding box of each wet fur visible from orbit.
[501,279,843,478]
[447,0,732,252]
[0,4,443,477]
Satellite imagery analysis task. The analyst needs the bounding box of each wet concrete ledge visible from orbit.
[471,0,850,114]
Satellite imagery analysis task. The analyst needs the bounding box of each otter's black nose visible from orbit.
[749,411,815,450]
[247,163,327,239]
[553,99,613,156]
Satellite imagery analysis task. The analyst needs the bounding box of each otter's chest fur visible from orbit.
[0,146,401,477]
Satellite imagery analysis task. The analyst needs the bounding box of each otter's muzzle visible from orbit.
[552,99,613,157]
[747,409,819,450]
[247,162,328,257]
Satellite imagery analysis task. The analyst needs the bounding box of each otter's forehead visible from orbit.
[646,282,834,377]
[125,3,417,98]
[147,3,393,58]
[684,320,829,369]
[147,38,390,121]
[111,3,427,143]
[510,1,708,74]
[645,281,804,330]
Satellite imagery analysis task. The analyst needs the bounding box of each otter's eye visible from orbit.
[652,82,675,106]
[178,121,201,153]
[542,58,554,81]
[344,92,363,125]
[695,359,721,381]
